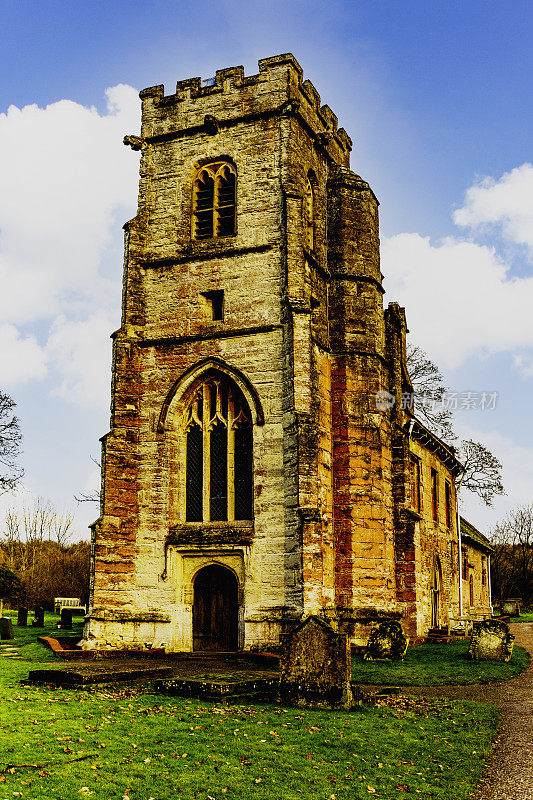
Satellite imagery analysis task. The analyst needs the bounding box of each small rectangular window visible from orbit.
[445,481,452,529]
[410,455,421,513]
[462,548,468,580]
[201,290,224,321]
[431,468,439,522]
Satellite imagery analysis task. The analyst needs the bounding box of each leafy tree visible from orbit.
[0,391,23,494]
[0,566,23,615]
[406,344,504,505]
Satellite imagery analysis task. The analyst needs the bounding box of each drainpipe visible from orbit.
[455,468,466,617]
[487,553,493,615]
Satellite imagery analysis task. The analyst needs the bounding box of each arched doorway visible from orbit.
[431,558,442,629]
[193,564,239,651]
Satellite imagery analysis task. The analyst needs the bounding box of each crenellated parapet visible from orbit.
[137,53,352,166]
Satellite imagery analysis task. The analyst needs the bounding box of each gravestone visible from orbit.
[501,598,521,617]
[0,616,14,640]
[279,615,353,709]
[363,619,409,661]
[32,606,45,627]
[468,619,515,662]
[60,608,73,630]
[17,607,28,626]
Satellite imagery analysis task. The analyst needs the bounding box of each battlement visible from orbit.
[139,53,352,161]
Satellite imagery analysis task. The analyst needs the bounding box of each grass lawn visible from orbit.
[0,613,501,800]
[510,612,533,623]
[352,640,530,686]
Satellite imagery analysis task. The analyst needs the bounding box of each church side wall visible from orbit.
[409,439,460,634]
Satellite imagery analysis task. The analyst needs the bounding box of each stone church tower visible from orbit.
[85,54,464,652]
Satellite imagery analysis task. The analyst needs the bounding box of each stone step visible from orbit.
[28,663,174,687]
[154,676,279,700]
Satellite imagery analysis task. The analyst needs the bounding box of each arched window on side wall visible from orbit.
[192,162,236,240]
[185,375,253,523]
[305,174,315,250]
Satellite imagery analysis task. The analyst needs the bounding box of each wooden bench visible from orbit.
[54,598,86,616]
[447,612,491,636]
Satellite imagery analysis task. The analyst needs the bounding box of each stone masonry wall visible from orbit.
[86,53,466,652]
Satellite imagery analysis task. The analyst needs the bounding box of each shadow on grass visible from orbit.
[352,640,530,686]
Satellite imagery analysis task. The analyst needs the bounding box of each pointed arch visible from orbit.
[157,358,264,433]
[192,160,236,239]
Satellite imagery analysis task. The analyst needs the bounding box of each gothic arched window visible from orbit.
[305,174,315,250]
[192,162,236,240]
[185,375,253,522]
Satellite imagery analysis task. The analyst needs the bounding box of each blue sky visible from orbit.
[0,0,532,538]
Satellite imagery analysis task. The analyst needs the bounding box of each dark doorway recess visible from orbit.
[193,564,239,651]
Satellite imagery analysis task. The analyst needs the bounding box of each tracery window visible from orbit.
[192,162,236,240]
[185,375,253,523]
[305,175,315,250]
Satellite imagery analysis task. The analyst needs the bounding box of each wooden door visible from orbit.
[193,565,238,651]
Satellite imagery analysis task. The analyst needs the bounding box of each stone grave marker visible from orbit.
[32,606,45,627]
[279,615,353,709]
[468,619,515,662]
[363,619,409,661]
[17,607,28,626]
[0,617,14,640]
[501,598,521,617]
[60,608,73,630]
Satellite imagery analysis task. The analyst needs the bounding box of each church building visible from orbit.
[84,54,490,652]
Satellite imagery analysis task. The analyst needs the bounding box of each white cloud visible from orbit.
[0,483,39,521]
[383,163,533,370]
[454,163,533,256]
[0,84,139,408]
[46,310,117,409]
[0,85,139,325]
[455,421,533,533]
[0,323,47,385]
[382,232,533,367]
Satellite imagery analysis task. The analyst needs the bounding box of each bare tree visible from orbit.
[74,456,101,505]
[0,500,88,608]
[406,343,504,505]
[490,505,533,606]
[406,344,456,443]
[458,439,504,506]
[0,391,23,494]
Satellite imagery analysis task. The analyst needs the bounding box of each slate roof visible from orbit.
[460,516,494,554]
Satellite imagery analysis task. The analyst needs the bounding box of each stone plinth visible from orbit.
[363,620,409,661]
[468,619,515,662]
[0,617,14,640]
[279,615,353,709]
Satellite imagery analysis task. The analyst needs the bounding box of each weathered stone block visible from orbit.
[363,619,408,661]
[468,619,515,662]
[501,598,521,617]
[279,615,353,709]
